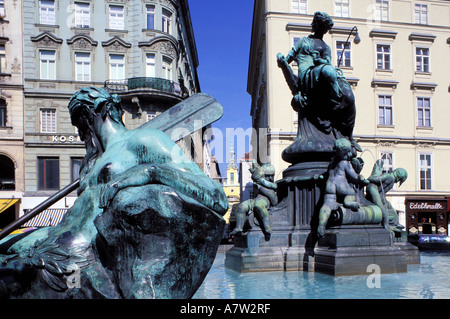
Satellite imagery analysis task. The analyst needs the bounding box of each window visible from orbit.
[146,53,156,77]
[75,52,91,81]
[0,99,6,127]
[415,4,428,24]
[375,0,389,21]
[162,56,172,80]
[109,54,125,80]
[419,153,432,190]
[0,45,5,73]
[71,158,83,182]
[335,0,349,17]
[40,109,56,133]
[380,152,393,173]
[378,95,393,126]
[109,5,124,30]
[0,0,4,17]
[39,0,55,25]
[292,0,307,14]
[376,44,391,70]
[38,157,60,190]
[40,50,56,80]
[146,5,155,29]
[74,2,90,28]
[162,9,172,34]
[336,41,351,67]
[416,47,430,73]
[0,155,15,190]
[147,111,157,121]
[230,172,235,183]
[417,97,431,127]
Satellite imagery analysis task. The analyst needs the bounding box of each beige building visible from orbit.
[248,0,450,235]
[0,0,25,227]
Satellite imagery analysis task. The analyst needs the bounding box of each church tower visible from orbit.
[222,144,240,223]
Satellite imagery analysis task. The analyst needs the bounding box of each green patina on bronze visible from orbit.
[0,87,227,299]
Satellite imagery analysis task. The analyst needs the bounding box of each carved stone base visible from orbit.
[225,230,314,272]
[314,225,408,275]
[225,160,417,276]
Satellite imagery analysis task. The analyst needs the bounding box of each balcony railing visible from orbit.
[104,77,182,96]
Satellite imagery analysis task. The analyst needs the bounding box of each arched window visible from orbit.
[0,155,15,190]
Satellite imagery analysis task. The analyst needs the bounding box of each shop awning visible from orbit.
[0,199,19,214]
[22,209,68,227]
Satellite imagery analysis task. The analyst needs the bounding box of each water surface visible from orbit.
[193,251,450,299]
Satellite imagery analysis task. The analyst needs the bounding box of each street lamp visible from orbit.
[337,26,360,68]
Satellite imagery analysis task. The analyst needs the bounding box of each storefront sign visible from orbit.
[419,235,450,243]
[408,202,445,211]
[52,135,82,143]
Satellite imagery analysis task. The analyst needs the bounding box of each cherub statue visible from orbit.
[365,159,408,233]
[317,138,368,237]
[231,160,278,241]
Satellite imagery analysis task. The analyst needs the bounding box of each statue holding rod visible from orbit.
[277,11,361,163]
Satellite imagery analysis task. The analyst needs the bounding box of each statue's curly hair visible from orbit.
[311,11,334,33]
[333,138,352,151]
[68,87,123,126]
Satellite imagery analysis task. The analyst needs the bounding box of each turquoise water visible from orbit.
[193,251,450,299]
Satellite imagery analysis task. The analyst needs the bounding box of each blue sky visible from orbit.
[189,1,254,174]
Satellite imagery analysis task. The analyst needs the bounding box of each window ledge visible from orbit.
[415,71,431,76]
[70,27,94,32]
[105,29,128,33]
[372,79,399,89]
[416,126,433,131]
[376,68,393,73]
[377,125,395,129]
[35,24,59,29]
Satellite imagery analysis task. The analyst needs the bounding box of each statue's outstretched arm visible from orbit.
[344,162,368,185]
[256,178,278,190]
[99,163,228,215]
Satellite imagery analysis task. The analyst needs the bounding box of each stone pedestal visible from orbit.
[225,162,325,272]
[315,225,407,275]
[225,161,418,275]
[394,231,420,264]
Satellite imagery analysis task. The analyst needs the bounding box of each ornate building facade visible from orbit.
[0,0,25,228]
[19,0,203,223]
[248,0,450,235]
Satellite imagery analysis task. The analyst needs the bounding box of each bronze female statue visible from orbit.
[277,11,360,163]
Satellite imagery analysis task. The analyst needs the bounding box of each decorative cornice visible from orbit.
[328,26,357,35]
[371,79,399,89]
[138,36,179,58]
[369,29,397,39]
[66,34,98,49]
[101,36,132,49]
[410,82,438,91]
[285,22,311,33]
[409,32,436,42]
[345,77,360,87]
[31,32,63,46]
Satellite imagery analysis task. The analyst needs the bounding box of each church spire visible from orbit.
[227,142,237,170]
